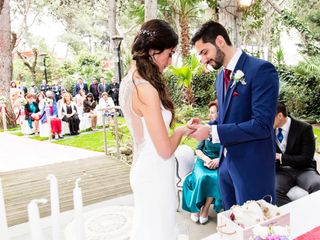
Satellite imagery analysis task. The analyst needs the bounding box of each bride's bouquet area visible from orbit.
[217,199,290,240]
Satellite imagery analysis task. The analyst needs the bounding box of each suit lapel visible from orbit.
[285,117,297,153]
[221,52,248,123]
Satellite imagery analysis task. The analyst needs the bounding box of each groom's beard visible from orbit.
[207,46,225,70]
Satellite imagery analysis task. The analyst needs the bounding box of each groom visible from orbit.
[188,21,279,210]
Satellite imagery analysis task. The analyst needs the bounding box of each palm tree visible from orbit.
[170,0,201,59]
[168,54,203,105]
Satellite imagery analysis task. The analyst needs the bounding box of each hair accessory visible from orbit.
[139,29,155,38]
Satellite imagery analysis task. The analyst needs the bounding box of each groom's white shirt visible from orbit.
[211,48,243,144]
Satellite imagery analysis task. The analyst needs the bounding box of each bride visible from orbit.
[119,19,192,240]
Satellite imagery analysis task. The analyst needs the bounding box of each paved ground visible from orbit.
[0,132,104,172]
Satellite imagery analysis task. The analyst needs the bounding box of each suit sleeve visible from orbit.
[282,124,315,168]
[217,62,279,146]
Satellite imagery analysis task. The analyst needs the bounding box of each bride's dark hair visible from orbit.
[132,19,178,127]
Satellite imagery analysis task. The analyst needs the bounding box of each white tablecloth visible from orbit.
[202,190,320,240]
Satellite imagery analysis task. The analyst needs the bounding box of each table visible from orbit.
[202,190,320,240]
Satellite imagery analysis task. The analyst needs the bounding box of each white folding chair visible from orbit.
[175,144,195,211]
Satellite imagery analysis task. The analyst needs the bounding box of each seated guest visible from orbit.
[274,102,320,206]
[41,91,63,140]
[98,92,115,124]
[83,93,97,130]
[25,93,41,135]
[10,80,17,89]
[37,92,46,111]
[11,88,25,125]
[182,100,223,224]
[75,89,86,115]
[61,92,80,135]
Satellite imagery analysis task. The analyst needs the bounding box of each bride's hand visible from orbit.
[177,126,195,137]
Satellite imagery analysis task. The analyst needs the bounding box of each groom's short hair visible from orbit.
[191,21,232,46]
[277,102,288,117]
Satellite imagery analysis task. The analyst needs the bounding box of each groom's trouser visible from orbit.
[219,154,276,210]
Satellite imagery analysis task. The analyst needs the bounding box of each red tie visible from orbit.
[224,69,232,90]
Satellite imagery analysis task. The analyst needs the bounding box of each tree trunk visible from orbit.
[179,14,190,59]
[0,0,4,15]
[108,0,117,50]
[145,0,157,21]
[0,0,16,129]
[218,0,242,47]
[0,0,11,99]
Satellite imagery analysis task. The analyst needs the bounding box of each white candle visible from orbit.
[73,178,85,240]
[46,174,61,240]
[0,178,9,240]
[28,199,47,240]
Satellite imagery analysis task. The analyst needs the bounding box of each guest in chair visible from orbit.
[182,100,223,224]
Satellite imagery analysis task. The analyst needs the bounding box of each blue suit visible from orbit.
[216,52,279,209]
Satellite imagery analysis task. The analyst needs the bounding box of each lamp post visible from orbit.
[111,36,123,84]
[39,53,48,84]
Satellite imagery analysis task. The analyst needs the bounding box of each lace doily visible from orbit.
[64,206,133,240]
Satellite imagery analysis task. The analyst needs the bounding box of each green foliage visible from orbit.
[242,0,266,29]
[175,104,208,123]
[192,71,217,107]
[292,0,320,41]
[168,54,202,88]
[280,10,320,56]
[278,56,320,121]
[165,72,184,107]
[76,53,102,82]
[273,48,285,66]
[167,54,204,105]
[57,61,78,78]
[314,127,320,151]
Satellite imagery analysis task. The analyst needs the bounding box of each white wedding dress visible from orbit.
[119,70,177,240]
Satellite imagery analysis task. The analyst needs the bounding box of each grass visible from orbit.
[54,130,130,152]
[0,126,21,132]
[54,118,198,152]
[54,117,131,152]
[29,136,49,141]
[11,131,24,136]
[314,127,320,151]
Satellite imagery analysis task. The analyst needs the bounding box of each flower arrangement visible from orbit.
[0,96,8,105]
[252,225,290,240]
[231,70,246,88]
[230,200,281,228]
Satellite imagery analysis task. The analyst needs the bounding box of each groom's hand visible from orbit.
[187,124,210,142]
